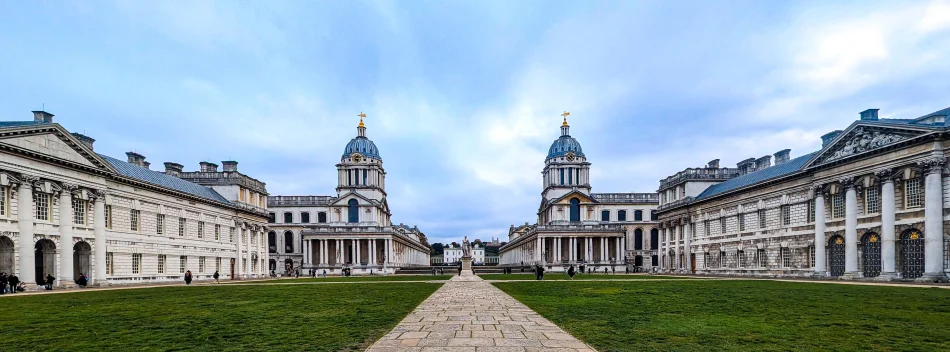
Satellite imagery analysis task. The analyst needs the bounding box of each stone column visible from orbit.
[236,227,243,278]
[555,237,561,263]
[813,185,826,275]
[665,227,672,271]
[922,158,947,280]
[674,225,682,271]
[57,185,74,287]
[844,178,859,276]
[684,222,692,273]
[17,176,36,285]
[93,190,106,285]
[537,237,543,263]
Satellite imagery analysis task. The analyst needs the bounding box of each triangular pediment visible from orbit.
[0,125,115,172]
[330,191,376,206]
[807,124,930,167]
[550,191,597,205]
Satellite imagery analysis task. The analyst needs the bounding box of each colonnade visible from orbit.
[302,237,427,267]
[658,221,692,273]
[501,235,625,266]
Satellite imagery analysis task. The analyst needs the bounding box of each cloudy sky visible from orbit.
[2,1,950,245]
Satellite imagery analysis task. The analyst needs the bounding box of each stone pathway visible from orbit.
[366,273,596,352]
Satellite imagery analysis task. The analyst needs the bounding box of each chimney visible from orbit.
[126,152,146,167]
[706,159,720,169]
[860,109,879,121]
[199,161,218,173]
[821,130,844,148]
[164,162,184,177]
[221,160,238,172]
[142,161,151,169]
[774,149,791,165]
[32,111,54,123]
[71,133,95,150]
[736,158,756,175]
[755,155,772,170]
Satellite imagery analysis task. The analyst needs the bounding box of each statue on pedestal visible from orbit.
[462,236,472,258]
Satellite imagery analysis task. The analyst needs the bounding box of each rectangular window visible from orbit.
[758,209,766,229]
[230,227,235,242]
[197,221,204,239]
[33,192,50,221]
[301,212,310,223]
[634,210,642,221]
[808,201,815,223]
[216,257,221,273]
[781,205,791,226]
[720,251,726,268]
[704,220,710,237]
[781,247,791,268]
[72,199,86,225]
[105,205,112,229]
[156,214,165,235]
[106,252,114,275]
[180,256,187,274]
[130,209,140,231]
[199,256,206,273]
[284,212,293,223]
[0,186,7,216]
[720,218,726,234]
[738,214,745,232]
[268,213,275,223]
[905,178,922,208]
[132,253,142,274]
[832,193,844,219]
[737,251,745,268]
[651,210,658,221]
[179,218,186,237]
[810,246,816,268]
[568,167,573,184]
[618,210,626,221]
[865,187,881,214]
[758,249,767,268]
[158,255,166,274]
[601,210,610,222]
[215,224,221,241]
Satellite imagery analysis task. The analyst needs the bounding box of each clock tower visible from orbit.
[541,112,591,201]
[337,113,387,201]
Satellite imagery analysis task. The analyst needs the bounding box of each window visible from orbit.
[618,210,626,221]
[106,252,114,275]
[215,224,221,241]
[569,198,580,222]
[132,253,142,274]
[781,205,791,226]
[33,192,50,221]
[72,199,86,225]
[651,210,658,221]
[832,193,844,219]
[158,255,166,274]
[781,247,791,268]
[284,212,293,223]
[738,213,745,232]
[267,213,275,223]
[559,168,564,185]
[758,209,766,229]
[318,212,327,223]
[0,186,7,216]
[720,218,726,234]
[301,212,310,223]
[702,253,709,269]
[809,246,815,268]
[634,228,643,250]
[199,256,206,273]
[179,256,187,273]
[704,220,710,237]
[105,205,112,229]
[130,209,140,231]
[634,210,642,221]
[737,250,745,268]
[808,201,815,223]
[230,227,235,243]
[865,187,880,214]
[905,178,922,208]
[758,249,767,268]
[197,221,204,239]
[348,199,359,223]
[156,214,165,235]
[650,229,659,250]
[178,218,186,237]
[284,231,294,253]
[215,257,221,273]
[268,231,277,253]
[720,251,726,268]
[601,210,610,222]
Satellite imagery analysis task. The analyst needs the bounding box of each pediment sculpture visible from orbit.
[820,127,912,163]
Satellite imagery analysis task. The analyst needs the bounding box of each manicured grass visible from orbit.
[478,273,696,280]
[1,282,440,351]
[494,280,950,351]
[245,275,454,283]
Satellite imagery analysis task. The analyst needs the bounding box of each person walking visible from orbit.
[213,270,220,284]
[0,273,7,294]
[45,273,55,290]
[184,270,193,285]
[567,265,576,280]
[8,274,19,293]
[322,269,327,278]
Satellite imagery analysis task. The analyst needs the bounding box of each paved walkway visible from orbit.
[366,273,595,352]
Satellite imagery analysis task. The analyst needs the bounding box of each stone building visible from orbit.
[444,242,485,265]
[0,110,269,289]
[266,115,430,275]
[499,114,659,272]
[656,107,950,281]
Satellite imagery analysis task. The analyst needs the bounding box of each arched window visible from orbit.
[569,198,580,222]
[634,229,643,250]
[634,210,643,221]
[268,231,277,253]
[618,210,627,221]
[348,199,359,223]
[650,229,659,250]
[284,231,294,253]
[318,212,327,223]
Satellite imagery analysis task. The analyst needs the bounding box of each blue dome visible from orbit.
[547,135,584,160]
[342,136,381,160]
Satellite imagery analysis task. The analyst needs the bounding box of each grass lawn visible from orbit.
[493,280,950,351]
[478,273,697,280]
[1,282,440,351]
[234,275,454,284]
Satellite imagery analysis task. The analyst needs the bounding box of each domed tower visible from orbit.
[541,112,591,201]
[337,113,386,201]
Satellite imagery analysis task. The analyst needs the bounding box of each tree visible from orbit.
[431,243,445,255]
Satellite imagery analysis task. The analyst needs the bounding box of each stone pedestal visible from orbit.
[461,257,473,276]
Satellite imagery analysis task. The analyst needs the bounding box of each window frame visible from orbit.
[156,214,165,235]
[72,198,87,225]
[33,192,50,221]
[130,209,140,231]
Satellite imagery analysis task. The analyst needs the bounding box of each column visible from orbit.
[18,178,36,284]
[355,239,362,265]
[93,191,106,284]
[676,225,683,271]
[814,186,826,274]
[658,227,664,270]
[924,160,946,278]
[569,237,575,261]
[616,237,622,264]
[236,228,243,278]
[58,186,73,286]
[665,228,671,271]
[844,180,858,275]
[684,222,692,272]
[537,237,543,263]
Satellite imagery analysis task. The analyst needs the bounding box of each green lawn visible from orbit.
[1,282,440,351]
[494,280,950,351]
[233,275,453,284]
[478,273,697,280]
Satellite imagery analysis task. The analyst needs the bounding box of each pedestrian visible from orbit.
[457,263,462,276]
[568,265,576,280]
[322,269,327,278]
[76,273,88,287]
[8,274,19,293]
[625,266,629,274]
[184,270,193,285]
[612,266,616,275]
[213,270,220,284]
[604,267,608,274]
[45,273,55,290]
[0,272,7,294]
[295,268,300,279]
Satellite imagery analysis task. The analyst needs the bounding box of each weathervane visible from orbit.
[562,111,570,126]
[358,112,366,127]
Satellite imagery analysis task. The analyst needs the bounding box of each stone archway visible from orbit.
[0,235,13,274]
[73,241,92,281]
[35,239,56,284]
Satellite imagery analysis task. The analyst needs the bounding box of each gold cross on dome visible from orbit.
[358,112,366,127]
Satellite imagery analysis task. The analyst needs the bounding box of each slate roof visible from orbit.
[695,152,817,201]
[99,154,231,204]
[0,121,50,127]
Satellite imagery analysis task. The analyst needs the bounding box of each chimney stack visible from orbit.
[774,149,791,165]
[164,162,184,177]
[221,160,238,172]
[199,161,218,173]
[755,155,772,170]
[736,158,756,175]
[71,133,95,150]
[142,161,151,169]
[32,111,54,123]
[126,152,146,167]
[821,130,844,148]
[860,109,879,121]
[706,159,720,169]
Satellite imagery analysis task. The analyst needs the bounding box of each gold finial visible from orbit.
[358,112,366,127]
[561,111,570,126]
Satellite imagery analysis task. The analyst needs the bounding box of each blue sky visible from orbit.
[2,1,950,245]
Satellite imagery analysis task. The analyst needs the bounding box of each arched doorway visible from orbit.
[0,236,13,274]
[828,235,845,277]
[900,229,925,279]
[35,239,56,284]
[634,229,643,250]
[73,241,92,281]
[569,198,580,222]
[861,232,881,278]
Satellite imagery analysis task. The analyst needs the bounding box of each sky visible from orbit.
[2,1,950,245]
